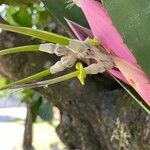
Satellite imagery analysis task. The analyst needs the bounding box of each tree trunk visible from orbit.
[23,102,34,150]
[0,23,150,150]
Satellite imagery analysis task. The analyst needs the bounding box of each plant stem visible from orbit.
[1,70,79,90]
[0,45,39,56]
[0,69,51,90]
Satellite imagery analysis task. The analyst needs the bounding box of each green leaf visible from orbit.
[38,100,53,122]
[102,0,150,77]
[31,95,42,122]
[41,0,88,33]
[6,6,19,26]
[35,10,49,26]
[12,8,32,27]
[22,89,34,102]
[6,6,32,27]
[0,23,70,45]
[31,93,53,122]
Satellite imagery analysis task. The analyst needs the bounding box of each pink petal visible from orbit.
[113,56,150,106]
[79,0,137,64]
[65,18,93,40]
[109,69,128,83]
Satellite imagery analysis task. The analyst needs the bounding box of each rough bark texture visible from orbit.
[0,25,150,150]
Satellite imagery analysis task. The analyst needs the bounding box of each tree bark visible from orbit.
[0,23,150,150]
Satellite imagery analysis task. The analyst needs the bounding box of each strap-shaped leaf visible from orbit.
[41,0,88,32]
[0,23,70,45]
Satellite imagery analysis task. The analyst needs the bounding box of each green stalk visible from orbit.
[39,70,79,86]
[0,45,39,56]
[21,70,79,89]
[0,70,79,90]
[0,69,51,90]
[0,23,70,45]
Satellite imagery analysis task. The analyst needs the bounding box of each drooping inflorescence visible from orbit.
[15,38,115,89]
[39,38,114,75]
[0,38,115,90]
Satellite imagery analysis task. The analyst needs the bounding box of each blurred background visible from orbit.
[0,1,66,149]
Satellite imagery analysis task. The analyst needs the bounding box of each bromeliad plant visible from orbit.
[0,0,150,113]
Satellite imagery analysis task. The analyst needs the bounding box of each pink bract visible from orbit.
[67,0,150,106]
[113,56,150,105]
